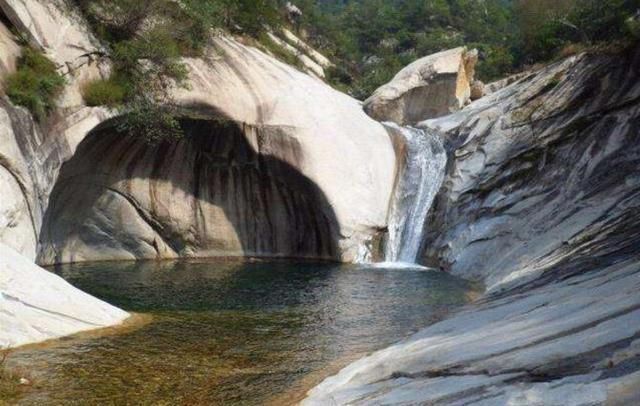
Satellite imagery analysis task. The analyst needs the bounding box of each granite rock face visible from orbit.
[0,0,394,347]
[363,47,477,125]
[421,50,640,292]
[38,119,341,264]
[0,0,396,265]
[0,243,128,348]
[305,48,640,405]
[0,0,111,262]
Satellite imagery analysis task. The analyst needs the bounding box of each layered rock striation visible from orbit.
[305,47,640,405]
[0,0,396,265]
[39,118,341,264]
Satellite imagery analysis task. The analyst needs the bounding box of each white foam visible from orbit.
[370,262,433,271]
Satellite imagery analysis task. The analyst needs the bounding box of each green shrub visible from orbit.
[4,48,65,120]
[82,77,128,107]
[626,14,640,39]
[476,46,515,81]
[115,98,183,143]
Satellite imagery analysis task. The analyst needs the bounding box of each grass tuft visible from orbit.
[82,77,128,107]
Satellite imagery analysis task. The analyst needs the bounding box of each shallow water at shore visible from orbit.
[7,260,475,405]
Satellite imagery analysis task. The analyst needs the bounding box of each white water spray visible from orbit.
[383,123,447,265]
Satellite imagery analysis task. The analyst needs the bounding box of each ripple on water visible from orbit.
[8,260,476,405]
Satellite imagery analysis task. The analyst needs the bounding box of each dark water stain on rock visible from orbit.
[39,116,341,264]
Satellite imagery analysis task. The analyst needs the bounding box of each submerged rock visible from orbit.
[0,243,128,348]
[363,47,478,125]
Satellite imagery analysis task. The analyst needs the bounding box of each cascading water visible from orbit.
[382,123,447,265]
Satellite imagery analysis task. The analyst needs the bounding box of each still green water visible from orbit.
[10,260,475,405]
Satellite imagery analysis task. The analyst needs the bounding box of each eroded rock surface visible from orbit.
[421,49,640,292]
[0,0,395,347]
[0,1,395,264]
[305,48,640,405]
[175,37,396,261]
[363,47,477,125]
[39,119,340,264]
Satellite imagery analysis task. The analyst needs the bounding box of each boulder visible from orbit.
[0,243,128,348]
[363,47,478,125]
[470,79,485,100]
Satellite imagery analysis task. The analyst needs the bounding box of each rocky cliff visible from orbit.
[0,0,396,266]
[304,47,640,405]
[38,118,340,263]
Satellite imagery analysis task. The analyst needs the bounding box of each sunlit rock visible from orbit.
[0,243,128,348]
[306,46,640,405]
[363,47,478,125]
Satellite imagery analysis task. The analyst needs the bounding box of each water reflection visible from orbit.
[10,260,474,405]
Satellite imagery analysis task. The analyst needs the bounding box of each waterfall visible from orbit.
[383,123,447,265]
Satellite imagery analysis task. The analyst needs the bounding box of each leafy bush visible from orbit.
[294,0,519,96]
[4,48,65,121]
[516,0,640,63]
[628,14,640,39]
[476,46,515,81]
[115,98,183,143]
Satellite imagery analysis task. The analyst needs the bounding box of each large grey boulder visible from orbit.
[305,47,640,405]
[363,47,478,125]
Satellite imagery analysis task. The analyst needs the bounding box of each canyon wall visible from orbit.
[305,47,640,405]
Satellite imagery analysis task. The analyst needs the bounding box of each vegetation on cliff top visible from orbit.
[75,0,282,142]
[10,0,636,131]
[295,0,640,98]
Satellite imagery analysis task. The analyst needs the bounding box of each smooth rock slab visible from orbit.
[306,46,640,406]
[304,259,640,405]
[0,243,128,348]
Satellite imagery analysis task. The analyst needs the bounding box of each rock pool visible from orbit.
[8,260,475,405]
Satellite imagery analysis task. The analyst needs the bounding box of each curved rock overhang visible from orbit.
[38,114,341,265]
